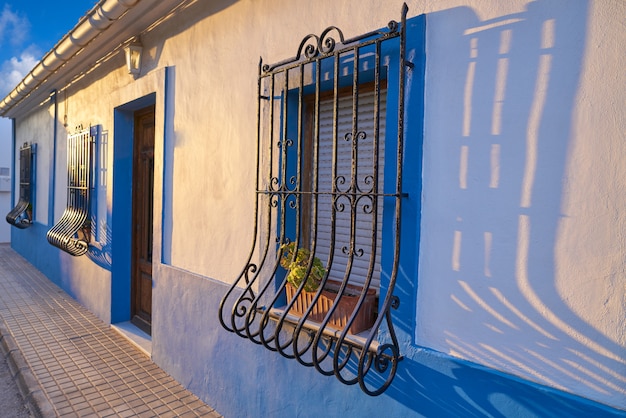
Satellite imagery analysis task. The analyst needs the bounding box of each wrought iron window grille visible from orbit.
[47,126,96,256]
[219,4,411,395]
[6,142,36,229]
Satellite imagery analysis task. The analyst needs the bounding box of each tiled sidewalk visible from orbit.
[0,244,221,418]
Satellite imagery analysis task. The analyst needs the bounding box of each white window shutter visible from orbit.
[314,88,387,292]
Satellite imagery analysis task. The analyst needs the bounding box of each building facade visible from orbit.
[0,118,12,242]
[1,0,624,416]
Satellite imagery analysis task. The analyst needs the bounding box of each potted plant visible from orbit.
[279,242,326,292]
[279,242,376,334]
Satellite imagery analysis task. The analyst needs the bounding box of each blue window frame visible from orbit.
[220,4,425,396]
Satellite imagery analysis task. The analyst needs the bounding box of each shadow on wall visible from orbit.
[396,0,624,413]
[87,129,112,270]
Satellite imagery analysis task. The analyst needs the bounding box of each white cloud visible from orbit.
[0,51,38,98]
[0,4,35,99]
[0,4,29,47]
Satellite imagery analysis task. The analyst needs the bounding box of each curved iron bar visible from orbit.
[47,205,90,256]
[218,59,267,333]
[6,199,32,228]
[310,184,361,376]
[262,14,401,74]
[309,169,385,383]
[219,4,408,396]
[256,95,307,354]
[220,61,274,339]
[332,194,382,385]
[357,2,408,396]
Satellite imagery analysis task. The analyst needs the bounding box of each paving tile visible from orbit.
[132,403,152,415]
[127,396,144,407]
[113,402,132,413]
[0,245,221,417]
[109,397,126,408]
[47,386,64,396]
[55,405,76,416]
[119,409,138,418]
[74,400,92,410]
[82,386,100,398]
[153,404,172,415]
[54,399,72,410]
[190,399,211,410]
[197,404,219,414]
[142,393,159,404]
[179,410,201,418]
[98,408,117,417]
[161,393,179,404]
[94,400,112,412]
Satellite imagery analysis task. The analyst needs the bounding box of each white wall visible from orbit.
[0,117,12,242]
[416,0,625,409]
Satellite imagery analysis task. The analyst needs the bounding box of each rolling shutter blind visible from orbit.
[314,88,386,292]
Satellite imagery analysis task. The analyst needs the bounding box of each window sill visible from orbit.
[267,306,380,354]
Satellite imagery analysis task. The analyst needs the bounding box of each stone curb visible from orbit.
[0,323,55,418]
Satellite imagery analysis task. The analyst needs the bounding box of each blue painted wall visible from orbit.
[152,266,625,418]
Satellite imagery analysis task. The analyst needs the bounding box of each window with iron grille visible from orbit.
[6,142,36,229]
[219,4,413,395]
[47,126,96,256]
[307,83,387,293]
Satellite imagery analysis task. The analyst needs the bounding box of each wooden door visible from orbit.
[131,105,155,335]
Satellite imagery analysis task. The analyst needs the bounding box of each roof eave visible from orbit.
[0,0,183,119]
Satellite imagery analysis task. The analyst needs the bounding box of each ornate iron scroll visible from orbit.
[47,126,95,256]
[6,142,35,228]
[219,4,409,396]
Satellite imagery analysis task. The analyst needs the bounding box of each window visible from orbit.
[47,126,95,256]
[220,5,410,395]
[6,142,35,229]
[310,84,387,293]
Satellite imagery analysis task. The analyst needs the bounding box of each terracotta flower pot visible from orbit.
[285,282,377,334]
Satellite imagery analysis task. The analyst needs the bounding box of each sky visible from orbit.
[0,1,98,100]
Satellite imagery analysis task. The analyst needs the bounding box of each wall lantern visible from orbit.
[124,37,143,76]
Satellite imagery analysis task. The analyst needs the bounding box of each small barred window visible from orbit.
[6,143,35,229]
[47,126,96,256]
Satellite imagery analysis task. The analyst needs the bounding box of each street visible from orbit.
[0,350,30,417]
